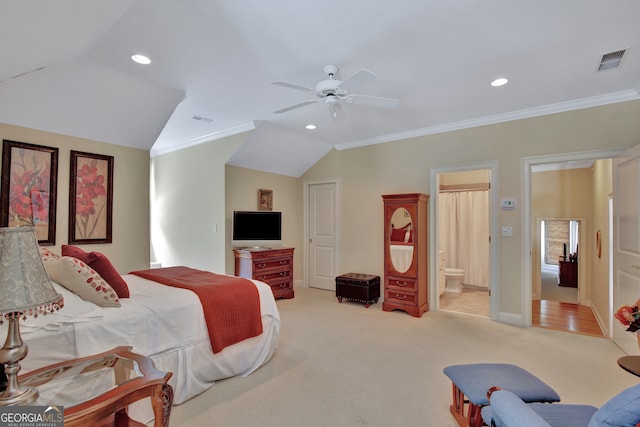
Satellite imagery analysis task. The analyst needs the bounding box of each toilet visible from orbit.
[445,268,465,293]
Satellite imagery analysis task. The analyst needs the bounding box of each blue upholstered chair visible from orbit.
[443,363,561,427]
[481,383,640,427]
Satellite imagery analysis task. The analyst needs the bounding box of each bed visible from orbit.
[1,249,280,421]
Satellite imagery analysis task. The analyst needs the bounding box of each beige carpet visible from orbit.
[541,268,578,303]
[164,286,636,427]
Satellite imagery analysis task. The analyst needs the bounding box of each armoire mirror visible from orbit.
[388,207,414,273]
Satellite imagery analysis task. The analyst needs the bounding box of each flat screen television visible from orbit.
[232,211,282,248]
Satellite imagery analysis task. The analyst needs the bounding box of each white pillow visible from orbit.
[19,283,104,333]
[43,256,120,307]
[38,245,60,261]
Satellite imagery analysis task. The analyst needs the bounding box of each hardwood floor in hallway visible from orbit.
[439,289,606,338]
[532,299,605,337]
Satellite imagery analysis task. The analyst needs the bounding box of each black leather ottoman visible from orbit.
[335,273,380,308]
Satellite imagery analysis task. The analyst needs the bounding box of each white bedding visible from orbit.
[4,273,280,409]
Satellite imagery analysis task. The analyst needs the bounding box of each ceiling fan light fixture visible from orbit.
[491,77,508,87]
[131,54,151,65]
[305,124,316,130]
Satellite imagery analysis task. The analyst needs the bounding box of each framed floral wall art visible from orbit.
[0,140,59,244]
[69,151,113,244]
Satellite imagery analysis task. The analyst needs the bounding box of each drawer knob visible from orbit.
[280,283,289,288]
[257,263,267,268]
[280,272,288,277]
[280,260,288,265]
[395,294,407,300]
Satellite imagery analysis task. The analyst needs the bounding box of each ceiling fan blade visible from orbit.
[349,94,399,110]
[337,69,377,91]
[271,80,316,93]
[273,99,319,114]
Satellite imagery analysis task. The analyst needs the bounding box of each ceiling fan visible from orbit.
[271,65,399,118]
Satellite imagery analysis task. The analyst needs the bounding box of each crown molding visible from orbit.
[334,89,640,151]
[150,121,256,157]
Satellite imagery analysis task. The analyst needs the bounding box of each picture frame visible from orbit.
[69,150,113,244]
[258,189,273,211]
[1,140,58,245]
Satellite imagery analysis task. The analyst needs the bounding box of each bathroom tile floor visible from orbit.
[439,287,490,317]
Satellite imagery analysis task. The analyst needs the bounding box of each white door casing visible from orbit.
[522,148,624,327]
[429,161,498,317]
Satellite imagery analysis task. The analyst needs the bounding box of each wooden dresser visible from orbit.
[558,259,578,287]
[382,193,429,317]
[234,247,294,299]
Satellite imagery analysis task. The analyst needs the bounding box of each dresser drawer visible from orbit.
[253,258,292,271]
[268,278,293,299]
[384,289,417,306]
[233,247,295,299]
[386,277,417,292]
[249,249,293,259]
[254,269,291,283]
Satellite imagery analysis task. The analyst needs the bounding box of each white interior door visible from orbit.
[308,182,338,291]
[613,143,640,354]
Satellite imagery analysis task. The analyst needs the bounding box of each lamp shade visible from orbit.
[0,227,63,317]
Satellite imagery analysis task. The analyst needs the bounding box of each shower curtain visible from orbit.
[439,190,490,288]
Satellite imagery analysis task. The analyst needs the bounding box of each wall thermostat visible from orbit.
[500,198,517,210]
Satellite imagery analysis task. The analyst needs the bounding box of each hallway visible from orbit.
[532,299,605,338]
[533,268,605,337]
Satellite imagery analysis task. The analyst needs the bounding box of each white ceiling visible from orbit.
[1,1,639,177]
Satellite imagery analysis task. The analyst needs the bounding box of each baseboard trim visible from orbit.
[495,312,526,327]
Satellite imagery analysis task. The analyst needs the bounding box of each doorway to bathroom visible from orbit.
[436,168,492,317]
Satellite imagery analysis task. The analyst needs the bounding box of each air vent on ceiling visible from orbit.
[0,66,47,84]
[597,49,626,71]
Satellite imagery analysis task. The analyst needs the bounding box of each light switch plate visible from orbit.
[501,226,513,237]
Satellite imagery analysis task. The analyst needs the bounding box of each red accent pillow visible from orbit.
[62,245,130,298]
[62,244,87,258]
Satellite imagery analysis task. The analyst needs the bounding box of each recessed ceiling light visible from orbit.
[491,77,508,87]
[306,124,316,130]
[131,54,151,65]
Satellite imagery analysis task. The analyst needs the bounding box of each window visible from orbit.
[543,220,579,265]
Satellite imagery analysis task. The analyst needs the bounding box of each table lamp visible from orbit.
[0,227,63,406]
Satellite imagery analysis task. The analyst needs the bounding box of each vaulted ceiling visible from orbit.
[2,1,639,176]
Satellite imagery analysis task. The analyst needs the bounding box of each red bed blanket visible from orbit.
[130,266,263,353]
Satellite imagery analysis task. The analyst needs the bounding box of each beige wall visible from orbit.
[150,132,247,272]
[302,100,640,322]
[225,165,303,279]
[440,169,490,186]
[0,123,150,273]
[149,99,640,325]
